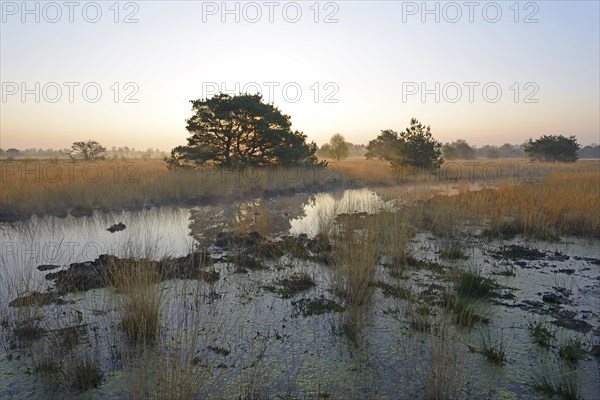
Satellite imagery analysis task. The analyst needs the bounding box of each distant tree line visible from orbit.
[2,90,596,169]
[579,144,600,158]
[315,138,598,162]
[0,146,167,160]
[2,141,597,162]
[316,140,366,159]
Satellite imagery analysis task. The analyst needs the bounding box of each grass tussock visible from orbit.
[532,360,581,400]
[442,292,490,327]
[454,268,497,299]
[332,214,379,308]
[121,280,217,400]
[404,302,432,333]
[440,243,468,261]
[376,211,415,267]
[423,319,468,400]
[558,336,586,364]
[29,326,103,392]
[71,352,104,390]
[11,315,46,343]
[477,329,507,365]
[107,260,164,342]
[527,318,556,347]
[438,268,496,327]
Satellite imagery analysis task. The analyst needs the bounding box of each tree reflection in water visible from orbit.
[187,193,313,250]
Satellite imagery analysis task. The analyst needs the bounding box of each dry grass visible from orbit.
[120,279,218,399]
[324,157,599,186]
[106,259,164,342]
[328,212,381,342]
[426,171,600,237]
[0,159,327,220]
[423,321,468,400]
[1,267,48,346]
[331,213,379,308]
[1,158,598,239]
[322,157,398,184]
[376,211,415,266]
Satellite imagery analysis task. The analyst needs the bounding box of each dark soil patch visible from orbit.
[36,264,61,272]
[372,280,412,299]
[291,297,345,318]
[10,252,219,306]
[440,244,468,261]
[231,254,264,271]
[491,245,546,261]
[207,345,231,356]
[9,291,64,307]
[403,256,446,272]
[263,273,315,298]
[517,300,592,334]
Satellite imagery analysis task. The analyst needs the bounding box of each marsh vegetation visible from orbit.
[0,158,599,399]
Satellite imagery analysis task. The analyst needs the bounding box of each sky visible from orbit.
[1,1,599,150]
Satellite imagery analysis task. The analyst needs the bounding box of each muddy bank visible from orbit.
[8,230,335,307]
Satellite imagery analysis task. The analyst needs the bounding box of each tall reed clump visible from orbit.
[423,316,468,400]
[531,356,581,400]
[421,180,484,237]
[332,213,379,308]
[330,213,379,340]
[376,210,415,267]
[123,280,219,400]
[107,259,164,342]
[1,266,48,346]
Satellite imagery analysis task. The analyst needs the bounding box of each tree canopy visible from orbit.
[579,144,600,159]
[327,133,349,161]
[166,93,320,169]
[524,135,580,162]
[365,118,443,170]
[442,139,476,160]
[70,140,106,160]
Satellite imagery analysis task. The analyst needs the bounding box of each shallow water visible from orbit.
[0,186,599,399]
[0,187,404,276]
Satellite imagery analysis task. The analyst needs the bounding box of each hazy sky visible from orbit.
[1,1,599,150]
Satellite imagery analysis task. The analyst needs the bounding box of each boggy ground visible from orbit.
[1,209,599,399]
[1,167,599,399]
[1,158,598,224]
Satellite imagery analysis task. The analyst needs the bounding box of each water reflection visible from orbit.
[188,193,312,248]
[0,188,406,286]
[290,189,404,237]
